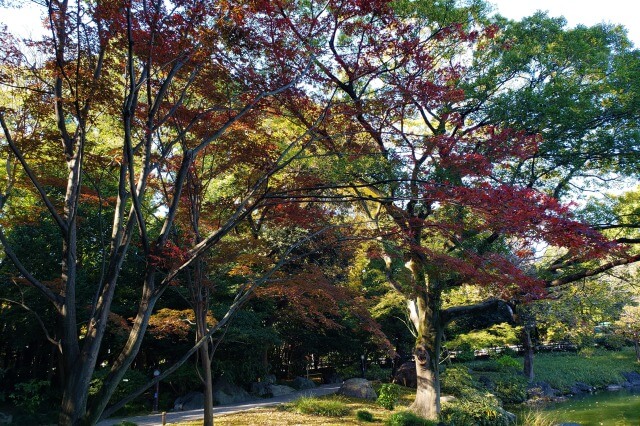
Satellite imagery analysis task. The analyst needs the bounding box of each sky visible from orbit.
[489,0,640,46]
[1,1,639,46]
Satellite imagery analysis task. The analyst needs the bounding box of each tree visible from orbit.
[617,304,640,362]
[268,0,638,419]
[0,1,319,423]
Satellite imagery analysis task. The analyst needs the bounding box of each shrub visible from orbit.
[336,364,361,380]
[493,376,527,404]
[440,365,475,398]
[441,392,511,426]
[453,343,476,362]
[366,363,392,381]
[356,409,375,422]
[377,383,400,410]
[496,355,520,371]
[290,396,350,417]
[384,410,436,426]
[519,410,558,426]
[596,333,626,351]
[10,379,50,413]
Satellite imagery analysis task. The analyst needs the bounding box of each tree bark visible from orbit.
[522,326,534,382]
[407,284,442,420]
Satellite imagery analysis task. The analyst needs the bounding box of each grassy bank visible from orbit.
[532,347,640,392]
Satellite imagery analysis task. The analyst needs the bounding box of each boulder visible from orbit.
[440,395,457,404]
[250,381,273,397]
[622,371,640,386]
[338,378,377,399]
[173,391,205,411]
[292,376,316,390]
[607,384,623,391]
[527,381,558,399]
[212,376,252,405]
[269,384,295,396]
[263,374,277,384]
[569,382,594,394]
[392,361,416,388]
[0,412,12,425]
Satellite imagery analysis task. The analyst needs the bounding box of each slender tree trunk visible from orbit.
[522,326,534,382]
[195,287,214,426]
[634,337,640,362]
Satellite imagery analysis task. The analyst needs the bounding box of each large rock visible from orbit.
[622,371,640,386]
[292,376,316,390]
[269,384,295,396]
[392,361,416,388]
[569,382,594,394]
[250,381,273,397]
[527,381,558,399]
[173,391,205,411]
[212,376,252,405]
[0,412,12,425]
[338,378,377,399]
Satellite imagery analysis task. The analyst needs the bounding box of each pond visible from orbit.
[531,388,640,425]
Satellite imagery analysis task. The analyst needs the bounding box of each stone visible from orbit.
[607,384,623,391]
[263,374,277,384]
[392,361,416,388]
[527,381,558,399]
[496,407,517,424]
[173,391,205,411]
[440,395,457,404]
[212,376,252,405]
[622,371,640,386]
[569,382,594,394]
[338,378,377,399]
[269,384,295,396]
[250,381,273,397]
[292,376,316,390]
[0,412,12,425]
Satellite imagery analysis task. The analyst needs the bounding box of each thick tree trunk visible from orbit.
[407,288,442,421]
[522,326,534,382]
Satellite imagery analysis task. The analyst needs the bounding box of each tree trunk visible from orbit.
[522,326,534,382]
[634,337,640,362]
[407,289,442,421]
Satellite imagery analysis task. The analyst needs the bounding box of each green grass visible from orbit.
[533,347,640,392]
[288,395,351,417]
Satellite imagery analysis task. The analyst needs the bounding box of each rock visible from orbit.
[212,376,252,405]
[338,378,377,399]
[622,371,640,386]
[250,381,273,397]
[392,361,416,388]
[292,376,316,390]
[607,384,623,391]
[269,384,295,396]
[527,381,558,399]
[440,395,457,404]
[0,412,12,425]
[497,407,517,424]
[263,374,277,384]
[173,391,205,411]
[569,382,594,394]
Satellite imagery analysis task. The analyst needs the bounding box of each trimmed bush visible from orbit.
[356,409,375,422]
[441,393,512,426]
